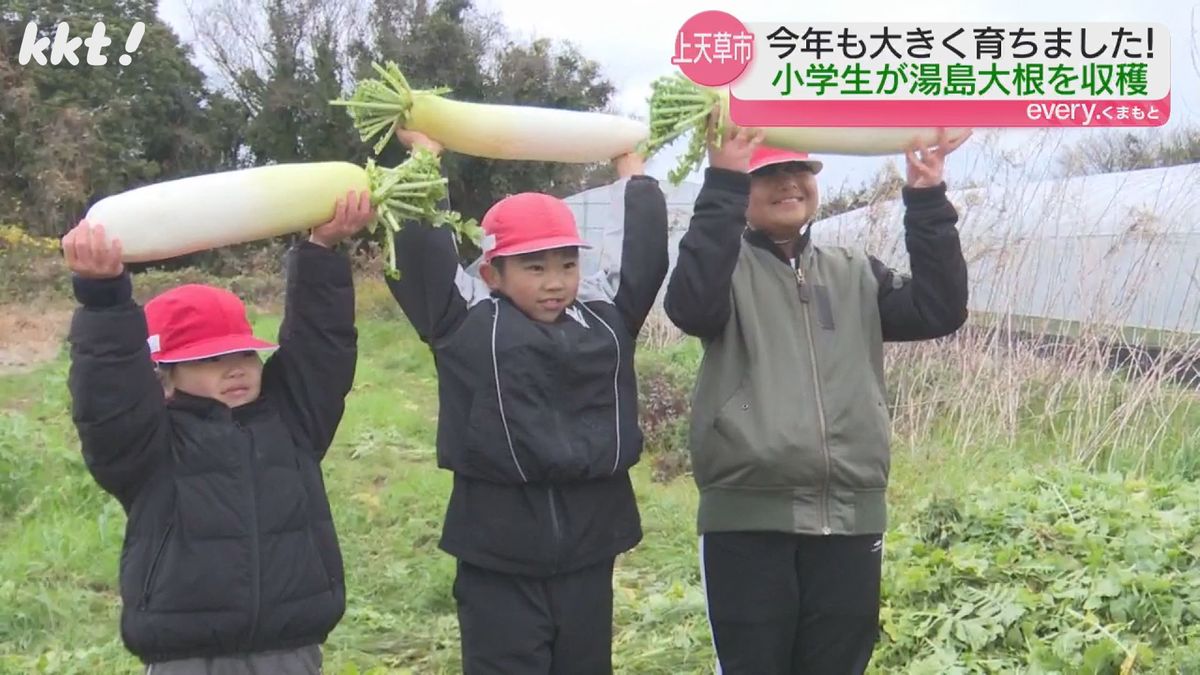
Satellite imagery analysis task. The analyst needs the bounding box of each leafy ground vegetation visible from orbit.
[1,232,1198,674]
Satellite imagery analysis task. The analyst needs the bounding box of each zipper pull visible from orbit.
[794,265,811,304]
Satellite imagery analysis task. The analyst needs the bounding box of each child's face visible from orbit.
[747,164,820,242]
[162,352,264,408]
[481,248,581,323]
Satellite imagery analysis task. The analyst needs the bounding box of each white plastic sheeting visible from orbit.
[565,179,701,278]
[813,162,1200,342]
[562,164,1200,344]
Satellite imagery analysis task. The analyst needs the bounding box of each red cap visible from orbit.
[480,192,591,263]
[144,285,277,364]
[748,146,824,175]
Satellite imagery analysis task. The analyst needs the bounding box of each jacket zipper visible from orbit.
[551,325,578,470]
[795,261,833,536]
[306,526,335,590]
[549,324,573,574]
[139,522,174,610]
[237,421,262,650]
[578,303,624,475]
[547,487,563,574]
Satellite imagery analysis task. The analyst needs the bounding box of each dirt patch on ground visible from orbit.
[0,305,72,374]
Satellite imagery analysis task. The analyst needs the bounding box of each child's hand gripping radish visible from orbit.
[309,190,376,249]
[706,118,766,175]
[63,222,125,280]
[395,128,444,157]
[904,128,973,189]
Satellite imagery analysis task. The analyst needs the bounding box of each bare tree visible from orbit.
[182,0,371,112]
[1056,127,1200,177]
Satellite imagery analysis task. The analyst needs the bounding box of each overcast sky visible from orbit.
[156,0,1200,190]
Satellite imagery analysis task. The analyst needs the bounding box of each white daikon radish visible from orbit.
[87,162,367,263]
[332,62,649,162]
[86,153,477,276]
[645,74,973,184]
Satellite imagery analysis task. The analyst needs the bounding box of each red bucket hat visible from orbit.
[749,146,824,175]
[144,285,277,364]
[480,192,591,263]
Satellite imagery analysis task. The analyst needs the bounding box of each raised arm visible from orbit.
[871,184,969,341]
[262,193,370,459]
[663,126,764,339]
[873,129,972,342]
[579,152,670,336]
[384,131,489,344]
[63,223,168,510]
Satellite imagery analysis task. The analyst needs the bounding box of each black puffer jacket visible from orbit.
[67,242,356,664]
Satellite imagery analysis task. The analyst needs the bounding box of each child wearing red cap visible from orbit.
[62,191,374,675]
[665,125,971,675]
[385,129,668,674]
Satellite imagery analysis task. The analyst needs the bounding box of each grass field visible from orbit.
[2,273,1199,674]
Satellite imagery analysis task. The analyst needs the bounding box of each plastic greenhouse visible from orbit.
[554,163,1200,351]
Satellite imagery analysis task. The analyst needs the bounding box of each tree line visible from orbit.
[1,0,620,241]
[3,0,1198,243]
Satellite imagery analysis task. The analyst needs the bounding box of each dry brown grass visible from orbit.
[883,327,1199,474]
[642,301,1200,480]
[0,306,72,375]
